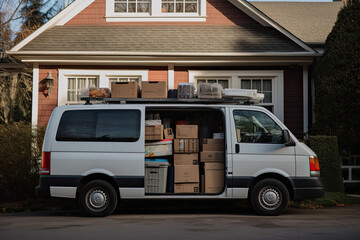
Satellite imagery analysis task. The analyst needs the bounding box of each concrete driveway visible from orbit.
[1,204,359,240]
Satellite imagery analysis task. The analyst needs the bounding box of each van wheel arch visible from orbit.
[249,173,294,201]
[76,174,120,201]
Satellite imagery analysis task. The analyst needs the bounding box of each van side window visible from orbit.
[56,110,141,142]
[233,110,283,144]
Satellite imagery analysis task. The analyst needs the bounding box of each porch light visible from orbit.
[45,71,54,95]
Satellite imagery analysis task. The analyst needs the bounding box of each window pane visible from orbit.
[241,79,251,89]
[207,79,216,84]
[56,110,141,142]
[78,78,86,90]
[88,78,97,87]
[162,3,174,12]
[68,78,76,89]
[128,3,136,12]
[185,3,197,12]
[109,78,118,82]
[138,3,149,12]
[67,91,76,102]
[115,3,127,12]
[233,110,283,144]
[252,79,261,92]
[263,92,272,103]
[218,80,228,89]
[129,77,139,82]
[263,79,272,91]
[197,79,206,85]
[176,3,183,12]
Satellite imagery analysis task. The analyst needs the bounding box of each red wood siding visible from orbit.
[38,67,58,126]
[284,66,303,137]
[174,67,189,88]
[66,0,258,26]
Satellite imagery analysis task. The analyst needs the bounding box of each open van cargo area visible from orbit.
[144,108,225,195]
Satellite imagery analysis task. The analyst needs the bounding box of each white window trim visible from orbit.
[58,69,148,106]
[105,0,206,22]
[189,70,284,122]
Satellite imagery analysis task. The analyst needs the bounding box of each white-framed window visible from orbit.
[196,78,230,89]
[161,0,198,13]
[108,76,141,90]
[114,0,150,13]
[189,70,284,122]
[105,0,206,22]
[240,78,273,112]
[58,69,148,106]
[67,76,99,103]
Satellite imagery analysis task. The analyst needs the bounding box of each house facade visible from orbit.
[8,0,320,137]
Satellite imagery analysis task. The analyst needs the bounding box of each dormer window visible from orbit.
[106,0,206,22]
[115,0,150,13]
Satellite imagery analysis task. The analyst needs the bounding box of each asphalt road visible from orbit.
[1,204,360,240]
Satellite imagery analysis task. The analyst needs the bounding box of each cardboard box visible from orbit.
[145,125,164,141]
[200,151,224,162]
[176,125,198,139]
[174,139,199,153]
[202,138,224,151]
[174,154,198,165]
[205,163,224,194]
[145,139,172,157]
[164,128,174,140]
[142,81,167,98]
[111,81,140,98]
[174,183,200,193]
[174,165,199,183]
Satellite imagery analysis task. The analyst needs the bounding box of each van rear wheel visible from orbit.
[79,180,118,217]
[250,179,289,216]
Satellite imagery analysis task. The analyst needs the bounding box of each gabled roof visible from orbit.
[8,0,318,61]
[250,1,343,44]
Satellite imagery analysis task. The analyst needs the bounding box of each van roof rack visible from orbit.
[80,97,258,105]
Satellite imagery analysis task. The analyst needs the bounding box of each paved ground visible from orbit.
[1,204,359,240]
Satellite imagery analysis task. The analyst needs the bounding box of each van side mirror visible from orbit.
[283,129,295,146]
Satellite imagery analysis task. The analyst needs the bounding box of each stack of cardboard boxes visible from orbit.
[173,125,200,193]
[200,136,225,193]
[111,81,167,99]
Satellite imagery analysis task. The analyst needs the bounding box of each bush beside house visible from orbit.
[308,136,344,193]
[0,123,45,201]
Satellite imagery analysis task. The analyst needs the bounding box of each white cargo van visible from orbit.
[36,103,324,216]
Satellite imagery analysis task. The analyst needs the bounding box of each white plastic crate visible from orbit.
[145,161,170,193]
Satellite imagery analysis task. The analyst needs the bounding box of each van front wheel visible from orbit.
[250,179,289,216]
[79,180,118,217]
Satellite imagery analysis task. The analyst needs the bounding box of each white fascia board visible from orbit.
[7,51,321,57]
[10,0,95,52]
[227,0,316,53]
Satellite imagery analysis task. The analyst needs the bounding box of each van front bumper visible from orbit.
[293,177,325,200]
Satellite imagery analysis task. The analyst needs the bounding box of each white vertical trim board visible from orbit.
[58,69,149,106]
[188,70,284,122]
[303,66,309,133]
[32,63,39,126]
[168,64,175,90]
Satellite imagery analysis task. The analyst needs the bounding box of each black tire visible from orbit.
[79,180,118,217]
[250,178,289,216]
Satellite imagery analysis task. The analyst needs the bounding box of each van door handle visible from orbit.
[235,144,240,153]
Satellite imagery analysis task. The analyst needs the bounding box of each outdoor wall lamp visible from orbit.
[45,71,54,95]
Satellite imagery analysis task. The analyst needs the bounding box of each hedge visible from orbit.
[308,136,344,192]
[0,123,45,201]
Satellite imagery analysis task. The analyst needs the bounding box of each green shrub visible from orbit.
[308,136,344,192]
[0,123,46,201]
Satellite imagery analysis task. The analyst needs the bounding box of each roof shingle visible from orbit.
[20,25,306,53]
